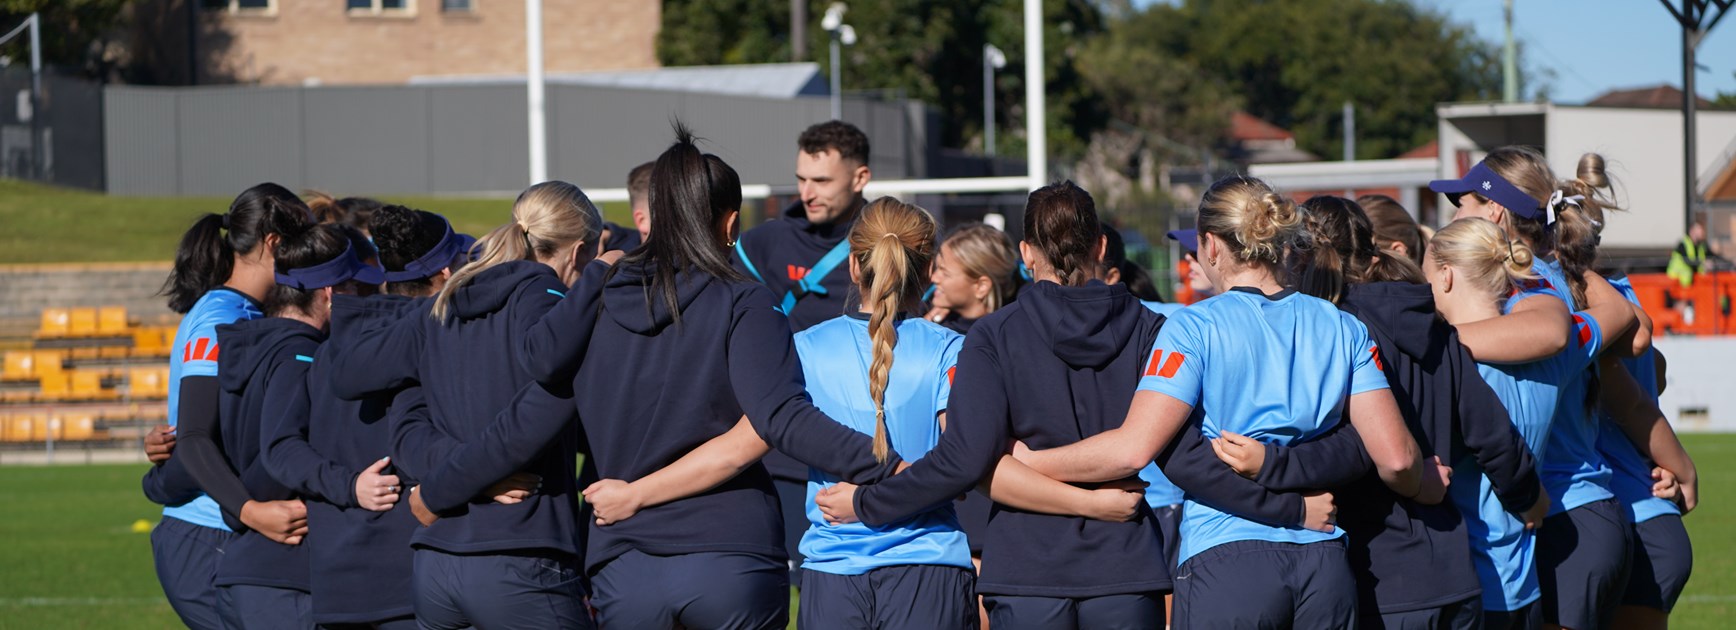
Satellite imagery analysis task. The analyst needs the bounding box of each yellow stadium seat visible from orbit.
[34,417,60,441]
[70,370,113,400]
[37,308,70,338]
[38,372,71,400]
[2,351,31,381]
[129,368,169,399]
[32,350,64,376]
[5,416,38,442]
[59,415,95,441]
[98,307,129,336]
[68,308,99,337]
[133,329,168,356]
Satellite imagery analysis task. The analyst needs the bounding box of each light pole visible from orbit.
[823,3,855,121]
[525,0,547,185]
[983,43,1006,157]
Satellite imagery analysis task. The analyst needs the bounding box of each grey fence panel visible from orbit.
[302,87,431,196]
[104,88,180,196]
[175,86,305,196]
[427,85,528,195]
[102,82,932,197]
[547,85,687,191]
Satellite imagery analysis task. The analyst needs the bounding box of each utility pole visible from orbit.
[1503,0,1518,102]
[526,0,547,185]
[1657,0,1731,231]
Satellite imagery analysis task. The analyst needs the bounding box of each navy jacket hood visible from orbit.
[601,262,717,334]
[1341,282,1443,361]
[1021,280,1143,369]
[217,317,322,394]
[449,260,556,320]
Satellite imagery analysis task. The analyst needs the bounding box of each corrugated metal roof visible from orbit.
[408,63,827,100]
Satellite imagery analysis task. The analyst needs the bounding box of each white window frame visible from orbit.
[348,0,417,18]
[204,0,276,16]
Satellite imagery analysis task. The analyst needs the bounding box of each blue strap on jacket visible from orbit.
[737,239,853,315]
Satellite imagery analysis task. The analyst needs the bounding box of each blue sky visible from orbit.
[1135,1,1736,104]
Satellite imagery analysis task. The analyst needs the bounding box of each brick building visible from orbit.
[130,0,658,85]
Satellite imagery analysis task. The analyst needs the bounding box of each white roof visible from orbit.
[408,63,826,100]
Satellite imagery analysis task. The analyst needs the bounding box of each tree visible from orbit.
[656,0,1105,157]
[0,0,130,77]
[1141,0,1512,160]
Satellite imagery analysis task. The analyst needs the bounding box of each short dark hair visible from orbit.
[798,120,870,166]
[370,204,451,297]
[627,161,655,207]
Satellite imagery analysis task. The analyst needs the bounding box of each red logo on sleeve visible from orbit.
[1144,349,1186,378]
[184,338,219,362]
[1572,314,1591,347]
[1370,346,1385,371]
[787,265,810,281]
[947,366,956,385]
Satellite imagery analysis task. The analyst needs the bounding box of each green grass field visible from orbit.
[0,180,632,265]
[2,435,1733,629]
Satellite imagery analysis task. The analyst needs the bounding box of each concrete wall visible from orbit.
[1655,337,1736,433]
[105,83,928,197]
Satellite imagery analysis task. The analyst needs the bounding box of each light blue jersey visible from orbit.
[1534,259,1615,514]
[1137,288,1388,564]
[1451,311,1602,612]
[794,314,973,575]
[163,288,262,531]
[1598,277,1680,524]
[1137,300,1186,507]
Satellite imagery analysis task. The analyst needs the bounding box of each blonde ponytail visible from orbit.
[1430,217,1539,306]
[431,181,601,321]
[849,197,938,463]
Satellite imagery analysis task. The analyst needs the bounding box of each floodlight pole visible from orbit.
[526,0,548,185]
[28,12,40,181]
[1659,0,1732,231]
[1,13,44,180]
[984,44,1004,157]
[1024,0,1045,191]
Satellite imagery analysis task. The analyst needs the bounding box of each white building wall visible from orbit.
[1545,106,1736,249]
[1654,337,1736,433]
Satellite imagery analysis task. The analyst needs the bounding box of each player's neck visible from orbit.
[225,254,275,304]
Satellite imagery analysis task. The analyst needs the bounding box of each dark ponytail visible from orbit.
[1021,181,1103,286]
[1297,195,1421,304]
[612,121,745,324]
[161,183,312,313]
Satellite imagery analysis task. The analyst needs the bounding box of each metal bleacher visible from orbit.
[0,306,177,449]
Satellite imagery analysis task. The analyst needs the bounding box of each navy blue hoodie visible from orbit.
[851,281,1171,598]
[260,294,423,624]
[733,200,862,482]
[1259,282,1542,615]
[418,260,905,573]
[325,261,582,557]
[211,317,320,592]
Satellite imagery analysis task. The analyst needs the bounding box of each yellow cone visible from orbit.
[131,519,153,533]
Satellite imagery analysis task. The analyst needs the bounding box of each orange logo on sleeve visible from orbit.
[1144,349,1186,378]
[1572,315,1591,347]
[1370,346,1384,371]
[947,366,956,385]
[184,338,219,362]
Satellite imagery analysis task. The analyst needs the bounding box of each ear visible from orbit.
[1018,241,1036,272]
[568,240,585,270]
[851,163,872,193]
[1103,265,1122,286]
[722,209,741,244]
[1390,241,1409,258]
[972,274,992,301]
[1440,265,1455,294]
[1094,234,1109,265]
[1487,204,1508,228]
[849,255,862,285]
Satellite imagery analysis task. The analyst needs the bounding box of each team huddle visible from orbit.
[138,120,1696,630]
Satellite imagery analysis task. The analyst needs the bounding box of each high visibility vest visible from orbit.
[1667,235,1708,287]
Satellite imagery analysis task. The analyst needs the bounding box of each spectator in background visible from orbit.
[1667,217,1710,288]
[1167,228,1215,300]
[1357,194,1426,267]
